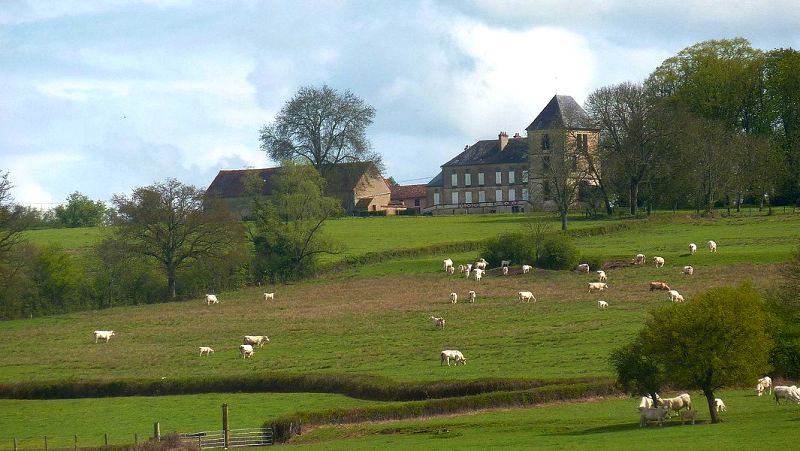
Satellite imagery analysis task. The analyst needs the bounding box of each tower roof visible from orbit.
[525,95,596,131]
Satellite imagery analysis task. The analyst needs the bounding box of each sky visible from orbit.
[2,0,799,207]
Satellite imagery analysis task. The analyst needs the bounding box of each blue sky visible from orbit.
[2,0,799,206]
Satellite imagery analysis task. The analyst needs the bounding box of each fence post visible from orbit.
[222,403,229,448]
[45,436,48,451]
[13,438,17,451]
[154,422,161,442]
[74,434,78,451]
[104,433,108,447]
[134,433,138,445]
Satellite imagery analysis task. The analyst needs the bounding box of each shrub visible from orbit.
[581,255,607,272]
[482,233,535,268]
[536,234,579,270]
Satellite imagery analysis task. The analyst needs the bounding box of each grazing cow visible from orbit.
[449,292,458,304]
[518,291,536,303]
[465,264,473,276]
[443,258,454,271]
[653,256,665,268]
[239,344,254,359]
[576,263,590,273]
[649,281,671,291]
[668,289,684,303]
[680,409,697,425]
[522,264,532,274]
[475,259,488,270]
[757,376,773,396]
[458,264,465,274]
[93,330,115,343]
[689,243,697,255]
[714,398,727,413]
[774,385,800,404]
[243,335,270,348]
[468,290,476,303]
[639,394,662,410]
[440,350,466,366]
[263,292,274,301]
[473,268,484,281]
[682,265,694,276]
[199,346,214,356]
[447,265,455,275]
[501,260,511,267]
[596,270,607,282]
[502,266,509,276]
[588,282,609,293]
[430,316,445,329]
[597,300,608,309]
[632,253,646,265]
[708,240,717,253]
[205,294,219,305]
[662,393,692,417]
[639,406,670,427]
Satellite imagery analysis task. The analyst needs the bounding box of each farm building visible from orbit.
[390,184,428,213]
[207,162,392,217]
[425,94,600,215]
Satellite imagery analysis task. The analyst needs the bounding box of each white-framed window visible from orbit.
[508,170,515,184]
[451,192,459,205]
[465,173,472,186]
[451,172,458,187]
[522,170,529,183]
[478,172,485,185]
[465,191,473,203]
[495,189,503,202]
[434,192,441,205]
[508,189,516,202]
[495,171,502,184]
[522,188,529,201]
[478,191,486,203]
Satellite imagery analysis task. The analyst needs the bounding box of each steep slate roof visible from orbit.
[427,171,443,187]
[441,137,528,167]
[206,162,382,198]
[391,184,427,200]
[525,95,597,131]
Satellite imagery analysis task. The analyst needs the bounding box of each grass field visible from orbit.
[5,212,800,448]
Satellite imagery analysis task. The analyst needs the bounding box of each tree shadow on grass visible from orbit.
[545,420,706,437]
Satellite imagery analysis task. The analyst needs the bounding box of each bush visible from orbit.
[482,233,536,268]
[581,255,607,272]
[536,234,579,270]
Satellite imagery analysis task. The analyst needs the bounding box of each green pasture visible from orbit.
[0,392,377,447]
[288,389,800,449]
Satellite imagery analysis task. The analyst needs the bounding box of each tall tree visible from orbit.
[259,85,380,177]
[54,191,107,228]
[249,163,342,283]
[764,48,800,204]
[631,284,772,423]
[110,179,247,299]
[0,172,27,263]
[586,82,665,215]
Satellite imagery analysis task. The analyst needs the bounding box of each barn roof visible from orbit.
[390,184,427,200]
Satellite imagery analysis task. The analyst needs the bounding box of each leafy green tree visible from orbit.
[622,284,772,423]
[28,244,86,314]
[609,338,665,408]
[764,48,800,203]
[259,85,381,177]
[110,179,247,299]
[0,171,28,265]
[249,163,343,283]
[54,191,107,227]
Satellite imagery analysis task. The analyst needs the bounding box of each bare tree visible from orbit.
[0,172,28,265]
[110,179,247,299]
[259,85,380,177]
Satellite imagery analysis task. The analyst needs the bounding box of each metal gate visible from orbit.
[180,428,273,449]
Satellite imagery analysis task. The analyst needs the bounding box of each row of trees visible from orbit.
[0,167,341,319]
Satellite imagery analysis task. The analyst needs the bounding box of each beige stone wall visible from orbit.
[427,162,529,213]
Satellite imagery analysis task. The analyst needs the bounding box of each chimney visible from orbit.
[499,131,509,151]
[513,132,521,138]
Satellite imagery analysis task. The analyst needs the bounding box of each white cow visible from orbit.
[430,316,445,329]
[239,344,254,359]
[668,289,684,303]
[440,349,466,366]
[501,260,511,267]
[522,264,532,274]
[689,243,697,255]
[467,290,476,303]
[774,385,800,404]
[596,270,607,282]
[682,265,694,276]
[757,376,773,396]
[449,292,458,304]
[639,406,670,427]
[473,268,484,281]
[205,294,219,305]
[708,240,717,253]
[93,330,115,343]
[199,346,214,356]
[632,253,646,265]
[588,282,609,293]
[714,398,727,412]
[518,291,536,303]
[502,266,509,276]
[597,300,608,309]
[653,256,665,268]
[475,259,488,270]
[638,394,662,410]
[243,335,270,348]
[263,292,274,301]
[662,393,692,417]
[447,266,455,275]
[443,258,454,272]
[576,263,590,273]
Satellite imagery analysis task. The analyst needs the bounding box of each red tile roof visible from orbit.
[391,184,427,200]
